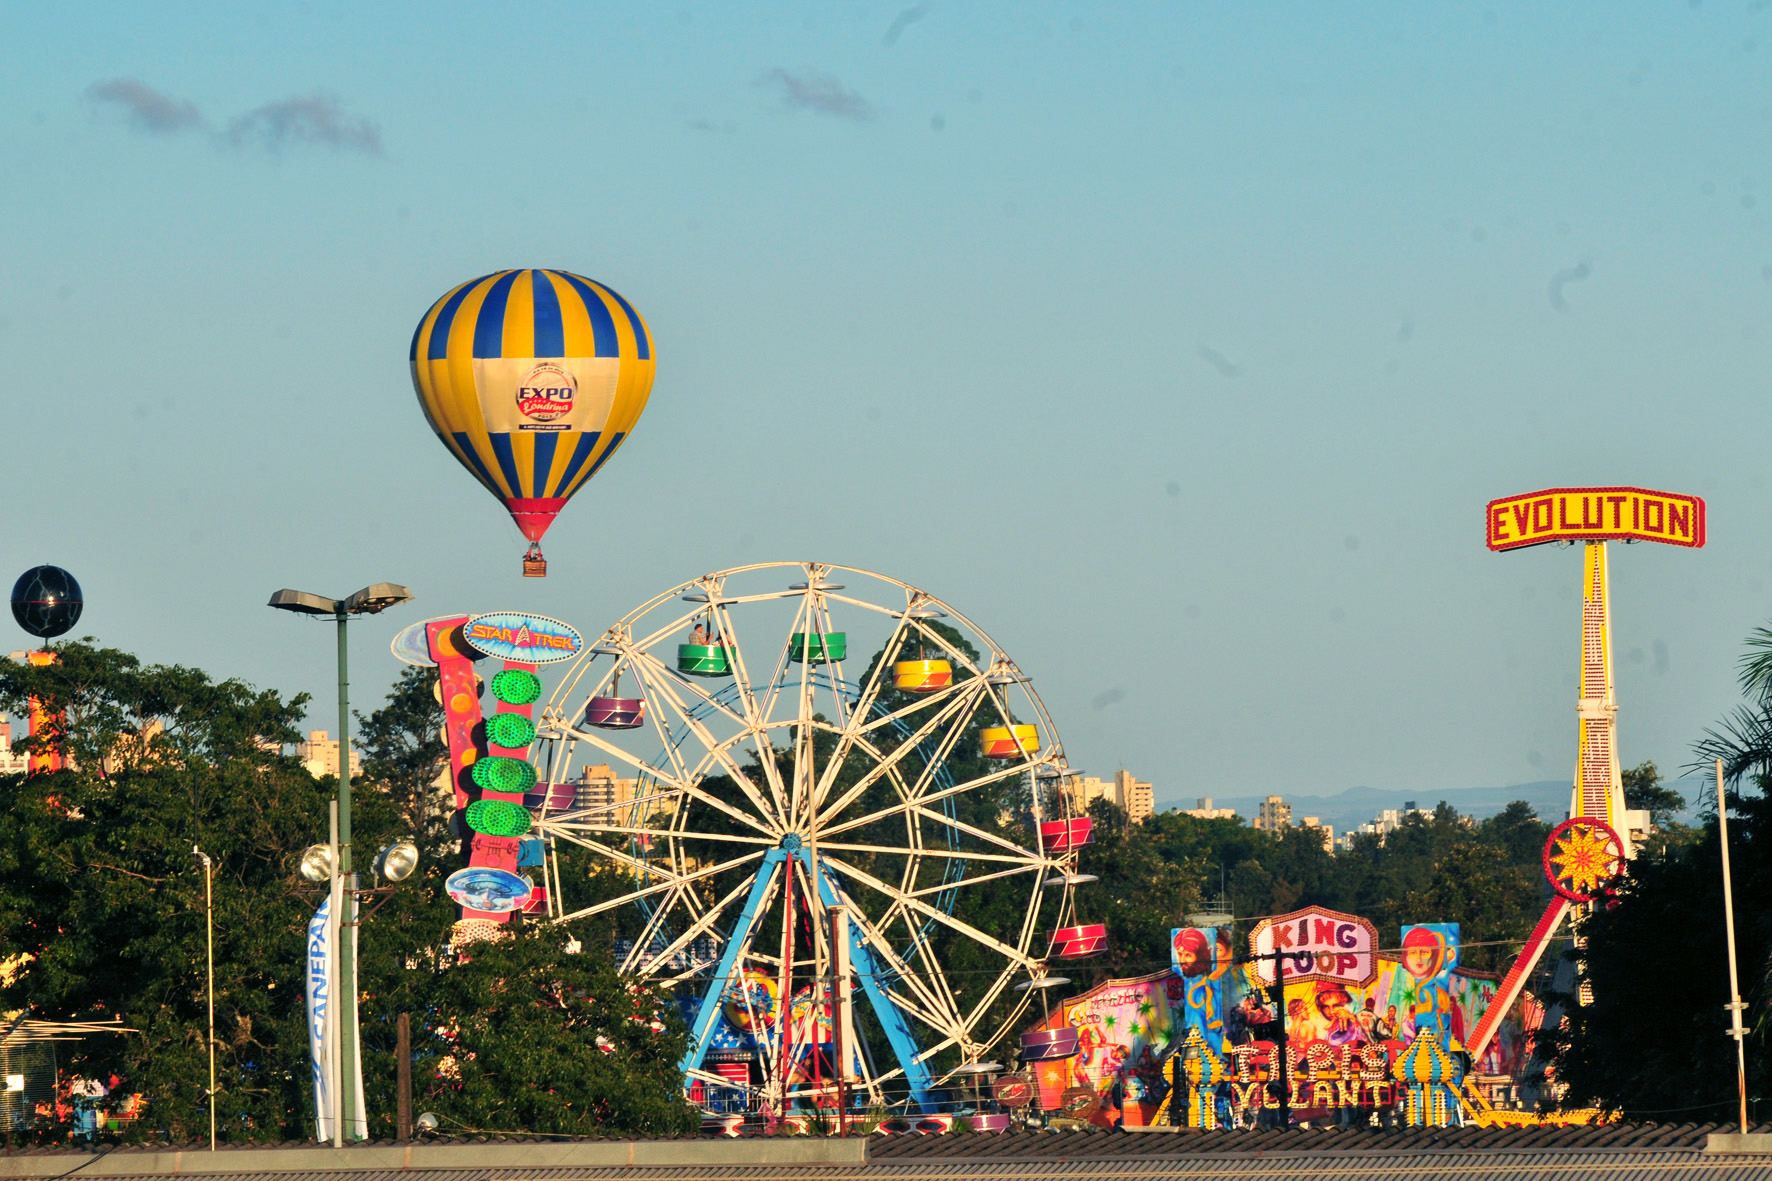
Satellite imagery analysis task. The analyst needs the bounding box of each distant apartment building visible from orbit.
[1253,794,1292,831]
[1065,770,1156,824]
[0,717,27,777]
[296,730,361,781]
[1184,797,1238,820]
[1115,770,1154,824]
[575,763,640,821]
[1299,815,1335,852]
[1338,800,1431,848]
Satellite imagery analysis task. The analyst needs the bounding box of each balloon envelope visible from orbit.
[409,269,655,546]
[11,566,82,639]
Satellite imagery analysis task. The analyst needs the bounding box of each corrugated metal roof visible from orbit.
[9,1124,1772,1181]
[869,1123,1754,1160]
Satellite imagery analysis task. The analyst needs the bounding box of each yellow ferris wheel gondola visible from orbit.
[409,269,656,576]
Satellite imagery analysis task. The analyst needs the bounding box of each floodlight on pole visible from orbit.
[299,843,336,883]
[375,841,420,884]
[268,582,411,1144]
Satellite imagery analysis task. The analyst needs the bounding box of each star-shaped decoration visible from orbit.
[1545,817,1623,900]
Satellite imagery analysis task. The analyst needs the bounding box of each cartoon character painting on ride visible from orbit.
[409,270,656,577]
[1391,924,1463,1043]
[1173,927,1236,1055]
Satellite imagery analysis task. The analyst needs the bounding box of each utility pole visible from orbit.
[1274,947,1290,1129]
[191,846,216,1151]
[1240,948,1292,1128]
[396,1013,412,1142]
[335,614,360,1144]
[1716,759,1750,1134]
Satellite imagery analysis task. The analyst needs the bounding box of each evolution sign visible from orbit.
[1486,486,1705,551]
[1247,907,1378,988]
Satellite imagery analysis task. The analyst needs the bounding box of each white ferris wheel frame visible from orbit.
[528,562,1089,1113]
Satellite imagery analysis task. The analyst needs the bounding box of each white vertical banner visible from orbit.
[306,896,336,1143]
[346,895,366,1141]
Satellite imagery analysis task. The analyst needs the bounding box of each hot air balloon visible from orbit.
[409,270,655,576]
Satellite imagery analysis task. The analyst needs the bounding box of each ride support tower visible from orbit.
[1468,486,1705,1061]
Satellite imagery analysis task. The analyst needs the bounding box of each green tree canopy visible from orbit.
[0,642,696,1142]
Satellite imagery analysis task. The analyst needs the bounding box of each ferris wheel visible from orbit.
[527,562,1100,1115]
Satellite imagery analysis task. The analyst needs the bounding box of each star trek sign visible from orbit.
[1486,486,1705,551]
[461,612,583,664]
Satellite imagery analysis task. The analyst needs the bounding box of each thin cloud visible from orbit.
[225,93,382,155]
[883,4,930,46]
[1197,344,1242,378]
[1549,261,1592,312]
[758,69,874,121]
[86,79,203,134]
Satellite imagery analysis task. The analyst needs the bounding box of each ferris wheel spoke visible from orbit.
[822,854,1038,969]
[629,663,785,834]
[551,848,767,924]
[630,646,753,735]
[540,820,778,848]
[851,677,971,738]
[626,868,766,978]
[818,759,1033,842]
[974,979,1039,1054]
[703,598,796,814]
[902,861,1042,899]
[813,841,1031,868]
[619,884,693,974]
[810,608,914,811]
[749,593,817,752]
[559,721,696,795]
[901,911,967,1033]
[832,894,960,1030]
[813,681,989,829]
[805,592,857,735]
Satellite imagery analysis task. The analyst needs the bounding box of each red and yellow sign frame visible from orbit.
[1485,486,1705,551]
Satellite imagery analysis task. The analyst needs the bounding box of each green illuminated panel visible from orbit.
[491,669,542,705]
[485,712,536,749]
[470,755,538,795]
[465,798,533,837]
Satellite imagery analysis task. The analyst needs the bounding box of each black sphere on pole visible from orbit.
[10,567,83,639]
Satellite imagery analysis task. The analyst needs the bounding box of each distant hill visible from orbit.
[1160,776,1708,835]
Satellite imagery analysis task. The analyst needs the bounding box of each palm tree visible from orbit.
[1690,625,1772,788]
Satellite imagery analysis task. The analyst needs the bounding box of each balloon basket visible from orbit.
[523,545,548,579]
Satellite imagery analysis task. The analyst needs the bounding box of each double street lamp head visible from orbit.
[267,584,413,618]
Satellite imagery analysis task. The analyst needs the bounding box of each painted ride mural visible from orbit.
[1025,906,1529,1128]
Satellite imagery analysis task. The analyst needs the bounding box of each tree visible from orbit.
[1622,760,1686,831]
[363,925,698,1137]
[1549,620,1772,1117]
[0,644,700,1142]
[0,641,334,1141]
[354,665,449,836]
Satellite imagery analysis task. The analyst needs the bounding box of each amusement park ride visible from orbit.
[1467,486,1705,1072]
[408,563,1104,1130]
[397,484,1707,1131]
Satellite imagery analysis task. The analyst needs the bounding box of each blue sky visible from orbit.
[4,3,1771,811]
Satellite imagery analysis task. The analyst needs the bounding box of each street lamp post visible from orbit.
[270,583,411,1143]
[191,846,215,1151]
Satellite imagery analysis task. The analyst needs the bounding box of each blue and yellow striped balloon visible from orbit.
[409,270,655,572]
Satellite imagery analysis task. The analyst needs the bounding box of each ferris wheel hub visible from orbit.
[780,833,806,852]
